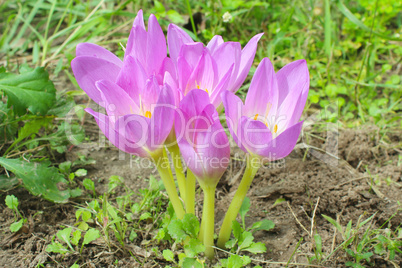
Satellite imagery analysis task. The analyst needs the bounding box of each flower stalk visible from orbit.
[167,143,187,202]
[199,181,217,260]
[217,154,261,248]
[152,149,185,219]
[185,169,196,214]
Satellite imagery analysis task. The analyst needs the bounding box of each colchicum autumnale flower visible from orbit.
[218,57,309,247]
[175,89,230,259]
[71,10,185,218]
[166,24,263,108]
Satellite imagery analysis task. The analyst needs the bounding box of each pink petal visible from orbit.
[116,55,147,103]
[238,116,273,155]
[125,25,148,65]
[259,121,304,161]
[232,33,264,92]
[146,14,167,75]
[85,108,149,157]
[133,9,145,30]
[71,56,121,105]
[244,58,278,118]
[76,43,122,68]
[211,42,241,90]
[149,84,175,150]
[221,91,246,152]
[96,80,139,118]
[206,35,224,54]
[178,89,211,119]
[167,24,193,65]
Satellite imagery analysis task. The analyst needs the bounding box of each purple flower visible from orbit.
[175,89,230,183]
[167,25,263,108]
[222,58,309,161]
[71,10,176,158]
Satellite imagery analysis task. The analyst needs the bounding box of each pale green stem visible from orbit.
[167,143,187,202]
[185,169,196,214]
[217,154,261,248]
[153,149,185,219]
[200,182,217,260]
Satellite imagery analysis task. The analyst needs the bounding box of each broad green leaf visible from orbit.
[167,219,187,242]
[46,242,70,254]
[239,197,250,223]
[0,157,71,203]
[71,230,81,246]
[83,228,100,246]
[0,102,18,143]
[182,258,203,268]
[83,178,95,192]
[167,10,185,24]
[57,227,74,250]
[243,242,266,254]
[5,194,18,210]
[182,213,200,238]
[74,169,87,177]
[251,219,275,232]
[238,231,254,250]
[0,66,56,115]
[10,219,24,232]
[0,175,19,191]
[314,233,322,253]
[232,220,242,241]
[225,239,237,249]
[227,254,243,268]
[184,238,205,258]
[163,249,175,262]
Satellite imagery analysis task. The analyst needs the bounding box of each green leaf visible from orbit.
[57,227,74,250]
[225,239,237,249]
[59,161,72,173]
[184,238,205,258]
[0,102,18,143]
[314,233,322,253]
[83,178,95,192]
[243,242,266,254]
[227,254,243,268]
[74,169,87,177]
[82,228,100,246]
[0,66,56,115]
[251,219,275,232]
[129,229,137,241]
[238,231,254,250]
[71,230,81,246]
[0,175,19,191]
[10,219,24,232]
[0,157,71,203]
[239,197,250,223]
[182,258,203,268]
[167,10,185,24]
[5,194,18,210]
[322,214,343,236]
[232,220,242,241]
[182,213,200,238]
[163,249,175,262]
[139,212,152,221]
[46,241,70,254]
[167,219,187,242]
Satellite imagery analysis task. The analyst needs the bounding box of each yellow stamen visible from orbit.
[197,84,200,89]
[205,88,209,94]
[145,111,152,118]
[274,124,278,133]
[253,114,258,120]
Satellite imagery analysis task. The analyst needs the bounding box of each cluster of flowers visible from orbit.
[72,10,309,259]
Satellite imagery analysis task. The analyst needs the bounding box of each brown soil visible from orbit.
[1,119,401,267]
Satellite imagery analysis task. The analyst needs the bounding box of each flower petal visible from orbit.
[150,84,175,150]
[221,90,246,152]
[232,33,263,92]
[71,56,121,105]
[76,43,122,67]
[146,14,167,75]
[178,89,211,119]
[276,60,309,125]
[244,58,278,118]
[206,35,224,54]
[186,49,217,95]
[125,25,147,65]
[211,42,241,90]
[238,116,273,155]
[96,80,139,118]
[167,24,193,65]
[258,121,303,161]
[133,9,145,30]
[116,55,147,103]
[85,108,149,157]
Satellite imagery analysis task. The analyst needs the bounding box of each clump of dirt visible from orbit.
[1,126,401,267]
